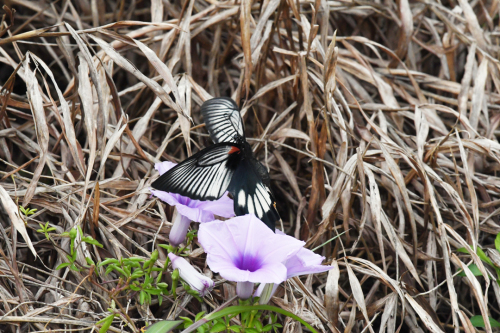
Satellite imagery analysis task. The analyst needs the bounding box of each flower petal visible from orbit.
[150,190,220,222]
[207,254,286,284]
[246,263,287,284]
[199,214,304,285]
[168,253,214,296]
[176,202,214,222]
[169,214,191,247]
[198,220,240,264]
[284,247,332,279]
[200,215,293,265]
[155,161,177,175]
[196,192,235,219]
[150,190,181,207]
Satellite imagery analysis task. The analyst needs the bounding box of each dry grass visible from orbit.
[1,0,500,332]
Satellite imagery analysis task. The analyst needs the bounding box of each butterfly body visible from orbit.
[152,98,280,230]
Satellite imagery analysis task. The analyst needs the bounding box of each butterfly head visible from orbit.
[233,133,246,145]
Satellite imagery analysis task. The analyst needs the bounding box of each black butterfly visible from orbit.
[152,97,280,230]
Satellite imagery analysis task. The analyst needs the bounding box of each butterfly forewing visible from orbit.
[228,159,280,230]
[153,97,280,231]
[151,143,241,200]
[201,97,244,143]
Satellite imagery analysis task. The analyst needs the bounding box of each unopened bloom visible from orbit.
[168,253,214,297]
[198,214,304,299]
[151,161,234,246]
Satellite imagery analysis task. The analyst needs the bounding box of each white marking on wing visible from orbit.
[256,183,272,205]
[238,189,246,208]
[247,194,255,215]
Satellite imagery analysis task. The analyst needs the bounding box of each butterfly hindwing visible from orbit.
[151,143,242,201]
[228,158,280,230]
[154,97,280,231]
[201,97,244,144]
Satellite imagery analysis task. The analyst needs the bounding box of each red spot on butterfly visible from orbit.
[228,146,240,154]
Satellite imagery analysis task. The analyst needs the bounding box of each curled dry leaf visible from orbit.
[22,54,48,207]
[0,186,36,257]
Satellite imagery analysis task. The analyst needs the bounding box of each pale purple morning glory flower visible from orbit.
[151,161,235,247]
[255,240,333,303]
[168,253,214,297]
[198,214,305,299]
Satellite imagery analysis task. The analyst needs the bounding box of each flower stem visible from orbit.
[169,212,191,247]
[236,281,254,300]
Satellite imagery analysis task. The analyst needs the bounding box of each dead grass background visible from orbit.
[0,0,500,332]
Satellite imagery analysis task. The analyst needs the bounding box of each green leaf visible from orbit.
[86,257,96,266]
[128,262,141,268]
[195,311,206,322]
[209,323,226,333]
[157,282,168,289]
[180,316,193,327]
[146,288,162,295]
[83,238,103,248]
[228,325,241,332]
[241,310,250,322]
[200,305,319,333]
[128,257,146,262]
[254,321,263,331]
[476,247,492,265]
[100,258,120,266]
[98,314,115,333]
[457,247,470,254]
[495,233,500,253]
[145,320,183,333]
[245,329,259,333]
[56,262,71,270]
[140,291,146,305]
[469,315,500,328]
[112,266,128,277]
[131,269,144,279]
[105,265,115,276]
[262,324,273,332]
[458,264,483,277]
[46,227,56,232]
[159,244,174,252]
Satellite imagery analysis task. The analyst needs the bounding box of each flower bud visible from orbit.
[257,283,277,304]
[150,250,158,262]
[168,253,214,297]
[69,227,77,239]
